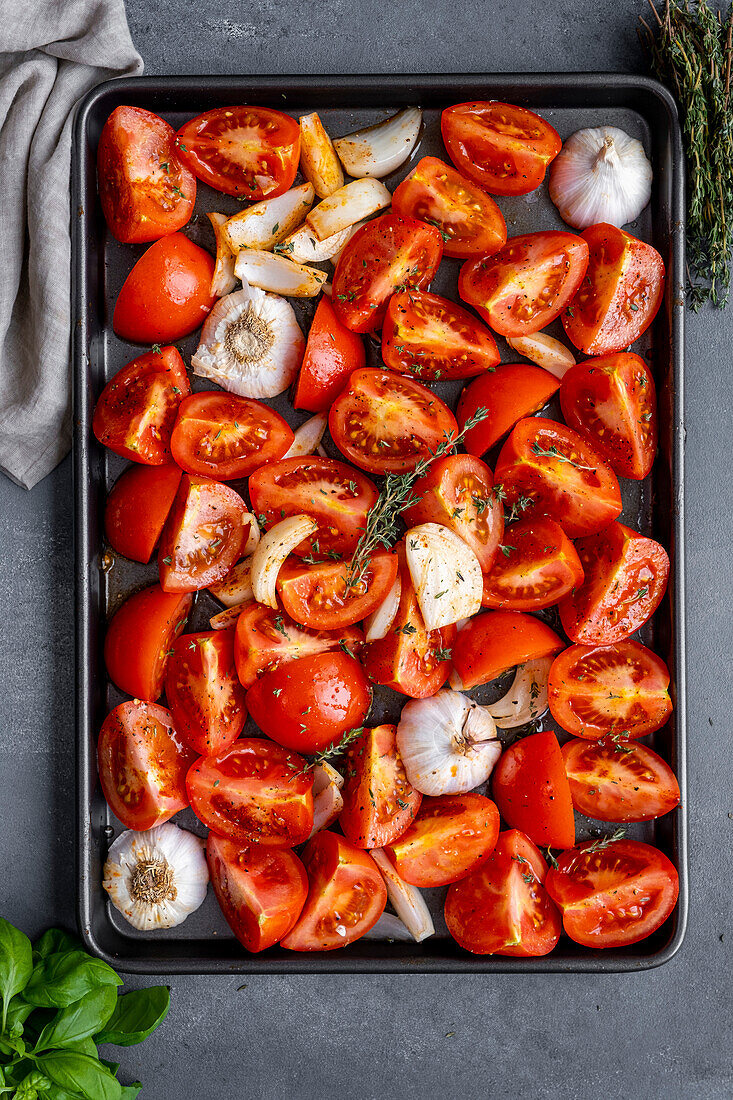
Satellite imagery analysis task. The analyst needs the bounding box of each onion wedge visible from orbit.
[506,333,576,380]
[282,413,328,459]
[486,657,553,728]
[299,112,344,198]
[404,523,482,631]
[250,514,318,609]
[364,574,402,641]
[234,250,327,298]
[370,849,435,942]
[306,179,391,241]
[334,108,422,179]
[207,213,238,298]
[222,183,314,254]
[208,557,254,608]
[279,222,354,264]
[209,602,252,630]
[362,913,414,942]
[308,763,345,837]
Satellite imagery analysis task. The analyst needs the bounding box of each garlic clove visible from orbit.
[282,413,328,459]
[208,555,254,607]
[486,656,553,728]
[306,179,391,241]
[506,332,576,380]
[549,126,653,230]
[250,514,318,609]
[361,912,415,942]
[370,849,435,942]
[299,112,345,199]
[278,222,354,264]
[233,250,328,298]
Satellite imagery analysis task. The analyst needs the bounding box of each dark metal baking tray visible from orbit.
[73,73,687,973]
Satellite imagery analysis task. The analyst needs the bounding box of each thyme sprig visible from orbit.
[287,726,365,778]
[584,827,628,853]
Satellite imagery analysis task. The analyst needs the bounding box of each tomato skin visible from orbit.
[158,474,249,593]
[456,363,560,457]
[97,106,196,243]
[93,347,190,465]
[545,839,679,948]
[164,630,247,756]
[339,725,422,849]
[113,233,215,344]
[293,296,366,412]
[445,830,561,956]
[280,831,387,951]
[171,392,293,481]
[562,738,680,822]
[245,652,372,754]
[381,290,500,382]
[277,548,399,631]
[104,464,182,563]
[491,730,576,849]
[104,584,192,701]
[452,610,563,690]
[97,701,195,830]
[386,793,500,887]
[494,417,622,538]
[331,214,443,333]
[206,834,308,953]
[558,521,670,644]
[482,517,583,611]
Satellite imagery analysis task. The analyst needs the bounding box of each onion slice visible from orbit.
[234,250,327,298]
[279,222,354,264]
[486,657,553,728]
[283,413,328,459]
[312,761,345,793]
[209,602,252,630]
[208,557,254,608]
[370,849,435,942]
[222,183,314,254]
[364,574,402,641]
[306,179,391,241]
[404,523,482,630]
[397,690,501,796]
[250,514,318,608]
[362,913,414,942]
[207,213,238,298]
[334,108,422,179]
[507,333,576,380]
[308,763,345,837]
[299,112,344,198]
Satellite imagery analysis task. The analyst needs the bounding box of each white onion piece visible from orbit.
[280,222,354,263]
[334,108,422,179]
[308,767,345,837]
[306,179,391,241]
[250,514,318,608]
[316,443,329,458]
[397,690,501,796]
[299,112,344,198]
[404,523,482,631]
[487,657,553,729]
[507,333,576,380]
[312,761,345,794]
[209,602,251,630]
[362,912,414,942]
[329,220,367,265]
[222,183,314,253]
[549,126,653,229]
[364,574,402,641]
[243,517,261,556]
[234,250,327,298]
[209,557,253,608]
[207,213,238,298]
[370,849,434,942]
[282,413,328,458]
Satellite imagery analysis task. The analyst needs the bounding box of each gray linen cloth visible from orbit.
[0,0,142,489]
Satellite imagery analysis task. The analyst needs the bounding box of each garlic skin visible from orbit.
[486,657,553,729]
[549,126,653,230]
[396,690,501,796]
[103,824,209,931]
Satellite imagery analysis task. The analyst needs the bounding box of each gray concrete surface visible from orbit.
[1,1,732,1096]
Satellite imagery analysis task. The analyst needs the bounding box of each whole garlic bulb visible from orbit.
[549,126,653,230]
[396,690,501,796]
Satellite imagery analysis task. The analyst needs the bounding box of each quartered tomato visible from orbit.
[104,584,192,701]
[548,640,673,740]
[248,456,378,556]
[562,223,665,355]
[171,392,293,480]
[234,604,363,689]
[391,156,507,258]
[494,417,622,538]
[456,363,560,456]
[293,295,366,413]
[329,369,458,475]
[186,738,314,846]
[559,522,670,644]
[277,549,399,630]
[481,517,583,610]
[560,352,658,480]
[452,610,563,690]
[164,630,247,756]
[93,347,190,465]
[459,231,589,337]
[491,730,575,849]
[105,464,182,563]
[381,290,500,382]
[545,839,679,948]
[331,215,443,333]
[97,105,196,243]
[339,724,422,849]
[158,475,249,593]
[206,834,308,953]
[562,738,681,822]
[442,101,561,196]
[445,830,561,956]
[386,793,500,888]
[280,831,387,951]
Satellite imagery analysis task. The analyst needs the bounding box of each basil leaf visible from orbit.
[33,932,81,963]
[24,953,121,1009]
[119,1086,142,1099]
[94,987,169,1047]
[99,1059,120,1076]
[6,995,35,1032]
[36,1053,121,1100]
[63,1038,98,1059]
[11,1069,52,1097]
[0,918,33,1018]
[34,986,118,1052]
[43,1085,85,1100]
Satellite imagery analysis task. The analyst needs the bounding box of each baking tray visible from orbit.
[73,73,687,973]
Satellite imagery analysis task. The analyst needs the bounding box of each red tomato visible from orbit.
[481,517,583,611]
[386,793,500,888]
[545,839,679,948]
[248,456,378,557]
[459,231,589,337]
[93,347,190,465]
[277,549,399,630]
[164,630,247,756]
[558,522,670,644]
[170,392,293,481]
[562,224,665,355]
[186,738,314,846]
[331,215,443,333]
[442,101,561,196]
[391,156,507,258]
[175,106,300,199]
[206,834,307,953]
[245,652,372,754]
[329,368,458,475]
[97,701,194,830]
[234,604,363,689]
[381,290,500,382]
[494,417,622,538]
[456,363,560,456]
[104,584,192,701]
[105,464,182,563]
[560,352,657,480]
[280,831,387,951]
[452,610,563,690]
[293,296,366,412]
[158,474,249,593]
[562,738,680,822]
[113,233,215,344]
[445,830,561,956]
[339,724,422,849]
[492,730,575,849]
[97,105,196,243]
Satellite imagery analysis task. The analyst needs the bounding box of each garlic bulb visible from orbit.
[103,824,209,931]
[334,108,422,179]
[396,690,501,796]
[549,126,653,230]
[191,284,304,400]
[486,657,553,729]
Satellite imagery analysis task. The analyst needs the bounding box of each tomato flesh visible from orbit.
[234,603,363,689]
[386,793,500,888]
[339,724,422,849]
[171,392,293,480]
[452,609,563,690]
[481,517,583,611]
[277,549,398,630]
[165,630,247,756]
[562,737,680,822]
[456,363,560,456]
[105,464,182,563]
[104,584,192,701]
[158,474,249,593]
[293,295,366,412]
[382,290,500,383]
[491,730,575,849]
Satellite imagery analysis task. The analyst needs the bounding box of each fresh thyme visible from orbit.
[584,827,627,853]
[288,726,365,778]
[531,441,595,471]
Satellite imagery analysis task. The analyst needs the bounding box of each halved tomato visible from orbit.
[456,363,560,456]
[105,464,182,563]
[562,738,680,822]
[491,730,575,849]
[381,290,500,382]
[170,392,293,480]
[386,793,499,887]
[234,604,363,688]
[158,475,249,593]
[481,517,583,610]
[339,724,422,849]
[104,584,192,701]
[277,549,399,630]
[293,295,366,413]
[164,630,247,756]
[452,610,563,690]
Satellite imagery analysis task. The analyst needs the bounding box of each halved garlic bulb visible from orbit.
[506,332,576,380]
[370,849,434,942]
[549,126,653,230]
[306,179,391,241]
[207,213,238,298]
[364,573,402,641]
[280,222,354,264]
[250,514,318,608]
[222,183,314,254]
[396,690,501,796]
[299,112,344,198]
[404,523,482,631]
[191,284,304,400]
[486,657,553,729]
[334,108,422,179]
[234,249,327,297]
[282,413,328,458]
[103,823,209,931]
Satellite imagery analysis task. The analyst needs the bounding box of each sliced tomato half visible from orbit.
[293,295,366,413]
[171,391,293,480]
[158,474,249,593]
[481,517,583,611]
[381,290,500,382]
[562,738,681,822]
[491,730,575,849]
[234,604,364,689]
[104,584,192,702]
[386,793,500,888]
[105,464,182,563]
[164,630,247,756]
[277,549,399,630]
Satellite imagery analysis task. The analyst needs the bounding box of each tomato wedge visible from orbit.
[456,363,560,456]
[452,610,563,690]
[277,549,399,630]
[381,290,500,382]
[158,474,249,593]
[339,724,422,849]
[293,296,366,413]
[170,392,293,480]
[481,517,583,610]
[386,793,500,887]
[104,584,192,702]
[491,730,576,849]
[562,738,681,822]
[329,368,458,475]
[105,464,182,563]
[164,630,247,756]
[234,604,363,690]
